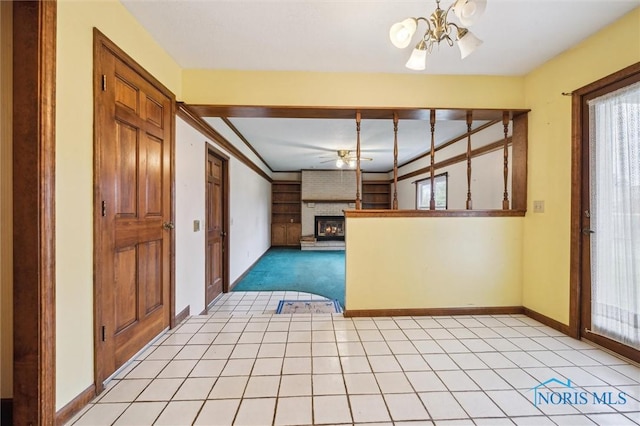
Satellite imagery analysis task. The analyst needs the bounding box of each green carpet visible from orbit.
[233,248,345,307]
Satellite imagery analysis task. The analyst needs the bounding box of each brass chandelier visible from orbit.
[389,0,486,71]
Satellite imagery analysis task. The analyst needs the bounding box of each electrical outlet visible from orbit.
[533,200,545,213]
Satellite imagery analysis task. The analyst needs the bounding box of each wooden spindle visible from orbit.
[355,111,362,210]
[502,111,510,210]
[429,109,436,210]
[466,110,473,210]
[392,112,399,210]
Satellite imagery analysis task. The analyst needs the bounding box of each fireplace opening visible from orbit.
[315,215,345,241]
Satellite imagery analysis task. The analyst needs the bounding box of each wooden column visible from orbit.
[511,113,528,211]
[429,109,436,210]
[355,111,362,209]
[392,112,399,210]
[12,1,57,424]
[465,110,473,210]
[502,111,510,210]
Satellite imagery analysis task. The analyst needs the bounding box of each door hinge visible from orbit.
[101,200,107,217]
[101,325,106,342]
[101,74,107,91]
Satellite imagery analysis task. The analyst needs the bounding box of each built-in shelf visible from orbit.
[362,181,391,210]
[272,181,301,246]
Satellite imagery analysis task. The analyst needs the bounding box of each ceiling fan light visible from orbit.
[348,159,355,168]
[405,40,428,71]
[457,28,482,59]
[453,0,487,27]
[389,18,417,49]
[336,158,344,168]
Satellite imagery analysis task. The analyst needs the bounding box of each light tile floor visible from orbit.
[67,291,640,425]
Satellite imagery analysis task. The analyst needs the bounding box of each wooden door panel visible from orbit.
[140,239,163,314]
[145,96,163,128]
[271,224,286,246]
[115,120,138,216]
[206,183,214,230]
[142,134,163,216]
[212,240,222,292]
[115,74,139,113]
[114,247,137,333]
[286,223,302,246]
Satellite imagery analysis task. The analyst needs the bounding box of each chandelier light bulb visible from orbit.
[453,0,487,26]
[405,40,428,71]
[336,158,344,168]
[457,28,483,59]
[389,18,417,48]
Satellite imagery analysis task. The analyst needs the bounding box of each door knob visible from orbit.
[582,228,594,235]
[163,221,175,230]
[220,231,227,237]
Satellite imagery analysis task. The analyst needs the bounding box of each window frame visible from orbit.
[415,172,449,210]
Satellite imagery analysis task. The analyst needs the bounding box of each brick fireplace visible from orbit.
[300,170,358,250]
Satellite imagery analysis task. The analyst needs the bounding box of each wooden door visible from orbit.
[205,150,225,307]
[286,223,302,246]
[271,224,287,246]
[94,32,174,387]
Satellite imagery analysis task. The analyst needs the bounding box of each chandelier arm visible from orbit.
[444,1,456,19]
[446,22,465,44]
[415,16,432,41]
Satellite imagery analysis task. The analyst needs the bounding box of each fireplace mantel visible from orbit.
[302,199,355,203]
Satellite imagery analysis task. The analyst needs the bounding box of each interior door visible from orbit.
[94,33,174,386]
[205,149,225,307]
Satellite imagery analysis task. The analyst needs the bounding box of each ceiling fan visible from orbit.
[321,150,373,168]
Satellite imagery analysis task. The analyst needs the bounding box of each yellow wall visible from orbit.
[0,0,13,400]
[55,0,181,410]
[521,8,640,325]
[184,70,525,109]
[345,217,523,310]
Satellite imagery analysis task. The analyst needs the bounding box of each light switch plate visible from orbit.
[533,200,545,213]
[193,220,200,231]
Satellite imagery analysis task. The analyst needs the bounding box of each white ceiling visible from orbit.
[205,116,493,172]
[121,0,638,172]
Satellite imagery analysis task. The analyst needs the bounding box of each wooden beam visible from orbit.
[355,112,362,209]
[465,111,473,210]
[392,112,399,210]
[177,103,272,182]
[188,105,530,121]
[398,138,512,183]
[511,113,528,211]
[400,119,501,169]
